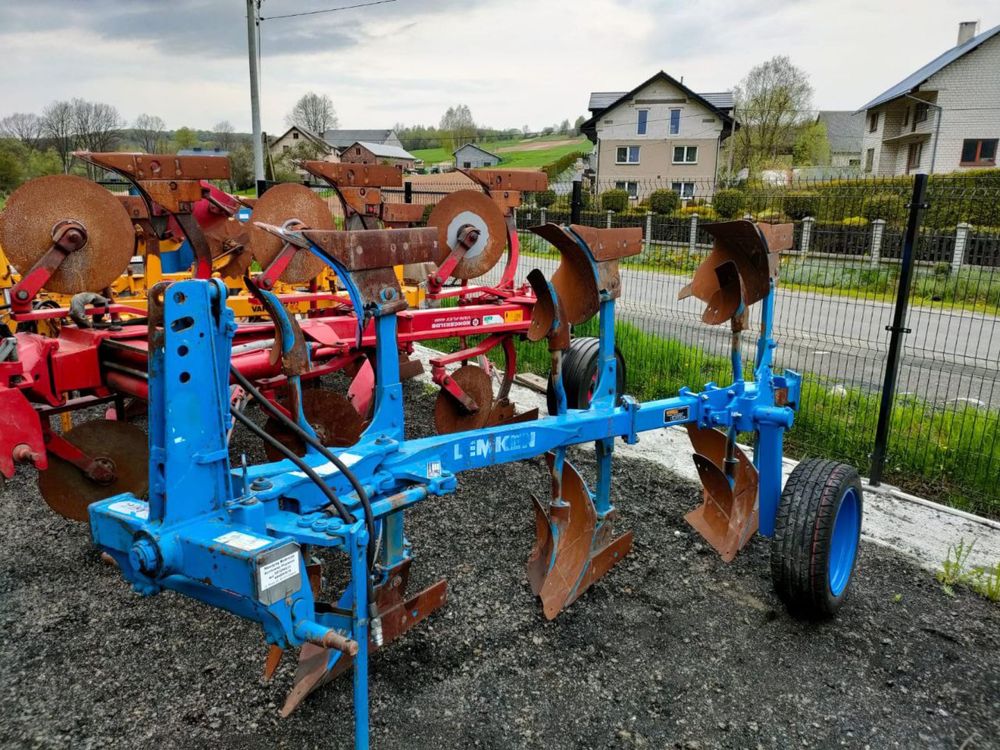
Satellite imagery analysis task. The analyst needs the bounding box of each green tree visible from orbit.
[732,56,813,172]
[793,120,831,166]
[172,126,199,151]
[573,115,586,135]
[0,139,25,192]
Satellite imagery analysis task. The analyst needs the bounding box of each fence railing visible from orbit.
[510,175,1000,518]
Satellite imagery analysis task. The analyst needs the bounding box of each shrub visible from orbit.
[841,216,870,228]
[675,205,718,221]
[863,192,906,223]
[543,150,587,179]
[648,189,679,215]
[712,188,746,219]
[420,203,436,225]
[600,189,629,212]
[754,209,787,223]
[783,191,820,220]
[535,189,556,208]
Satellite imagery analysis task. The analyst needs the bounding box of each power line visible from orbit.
[260,0,397,21]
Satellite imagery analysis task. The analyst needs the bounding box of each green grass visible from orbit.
[937,540,1000,602]
[437,318,1000,517]
[411,136,590,171]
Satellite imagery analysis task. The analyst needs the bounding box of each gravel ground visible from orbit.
[1,381,998,749]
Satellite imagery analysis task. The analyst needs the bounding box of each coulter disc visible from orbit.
[433,364,494,434]
[427,190,506,280]
[263,389,366,459]
[249,184,334,284]
[37,420,149,522]
[0,175,136,294]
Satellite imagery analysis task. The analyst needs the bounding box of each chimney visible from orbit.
[957,21,979,46]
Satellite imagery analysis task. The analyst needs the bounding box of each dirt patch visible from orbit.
[1,384,997,749]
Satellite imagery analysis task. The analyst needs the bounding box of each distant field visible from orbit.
[411,135,590,170]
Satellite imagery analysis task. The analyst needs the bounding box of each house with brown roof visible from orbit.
[580,71,735,200]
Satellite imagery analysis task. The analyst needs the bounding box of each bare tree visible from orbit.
[732,56,813,171]
[285,92,338,135]
[0,113,43,149]
[213,120,237,151]
[41,100,76,173]
[439,105,476,152]
[133,113,166,153]
[72,99,124,153]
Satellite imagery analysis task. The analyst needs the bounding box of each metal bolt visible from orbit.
[129,538,160,576]
[250,477,272,491]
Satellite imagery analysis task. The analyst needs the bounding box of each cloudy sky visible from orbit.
[0,0,996,133]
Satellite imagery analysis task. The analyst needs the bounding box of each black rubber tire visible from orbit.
[546,336,626,415]
[771,458,864,619]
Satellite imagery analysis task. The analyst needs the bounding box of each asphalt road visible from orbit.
[488,254,1000,409]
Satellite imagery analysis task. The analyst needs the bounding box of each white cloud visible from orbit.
[0,0,996,131]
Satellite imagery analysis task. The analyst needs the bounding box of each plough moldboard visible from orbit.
[1,158,865,750]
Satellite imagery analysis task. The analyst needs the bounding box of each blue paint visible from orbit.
[828,487,861,597]
[88,224,821,749]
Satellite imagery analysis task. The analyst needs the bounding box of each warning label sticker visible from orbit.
[259,550,301,590]
[663,406,690,425]
[482,314,504,326]
[108,500,149,520]
[214,530,270,551]
[504,309,524,323]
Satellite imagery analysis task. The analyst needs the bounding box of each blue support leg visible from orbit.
[350,526,370,750]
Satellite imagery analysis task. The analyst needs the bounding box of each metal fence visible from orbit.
[506,174,1000,517]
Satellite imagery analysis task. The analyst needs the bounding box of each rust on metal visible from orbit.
[249,184,334,283]
[525,268,569,350]
[280,558,447,716]
[679,220,775,324]
[73,152,231,180]
[302,227,439,271]
[37,420,149,522]
[529,223,599,326]
[0,174,137,294]
[461,169,548,193]
[427,190,507,280]
[263,389,366,459]
[300,161,403,188]
[381,203,425,226]
[757,221,794,254]
[568,225,644,261]
[433,364,494,434]
[683,424,759,562]
[337,187,383,217]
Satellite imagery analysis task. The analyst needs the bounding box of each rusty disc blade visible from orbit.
[263,389,366,459]
[249,184,333,283]
[538,453,597,620]
[204,218,252,278]
[433,364,494,434]
[37,420,149,522]
[427,190,506,280]
[0,175,136,294]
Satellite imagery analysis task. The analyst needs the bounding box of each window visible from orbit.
[902,106,909,127]
[616,146,640,164]
[914,103,929,124]
[355,147,362,155]
[671,181,695,199]
[849,158,861,166]
[906,142,923,174]
[292,131,300,139]
[869,112,879,132]
[615,180,639,198]
[865,148,874,172]
[669,109,681,135]
[282,144,290,152]
[960,138,998,166]
[672,146,698,164]
[463,161,472,168]
[636,109,648,135]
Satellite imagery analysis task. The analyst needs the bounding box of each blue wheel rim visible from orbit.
[828,487,860,597]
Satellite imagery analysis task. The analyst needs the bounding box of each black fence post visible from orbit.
[404,181,413,204]
[255,179,269,198]
[570,179,583,224]
[869,172,928,485]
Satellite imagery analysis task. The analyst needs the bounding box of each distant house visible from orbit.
[815,111,864,167]
[580,70,735,200]
[323,129,404,151]
[454,143,501,169]
[856,21,1000,176]
[267,125,338,179]
[340,141,417,171]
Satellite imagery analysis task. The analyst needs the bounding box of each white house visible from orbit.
[579,70,735,200]
[856,21,1000,176]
